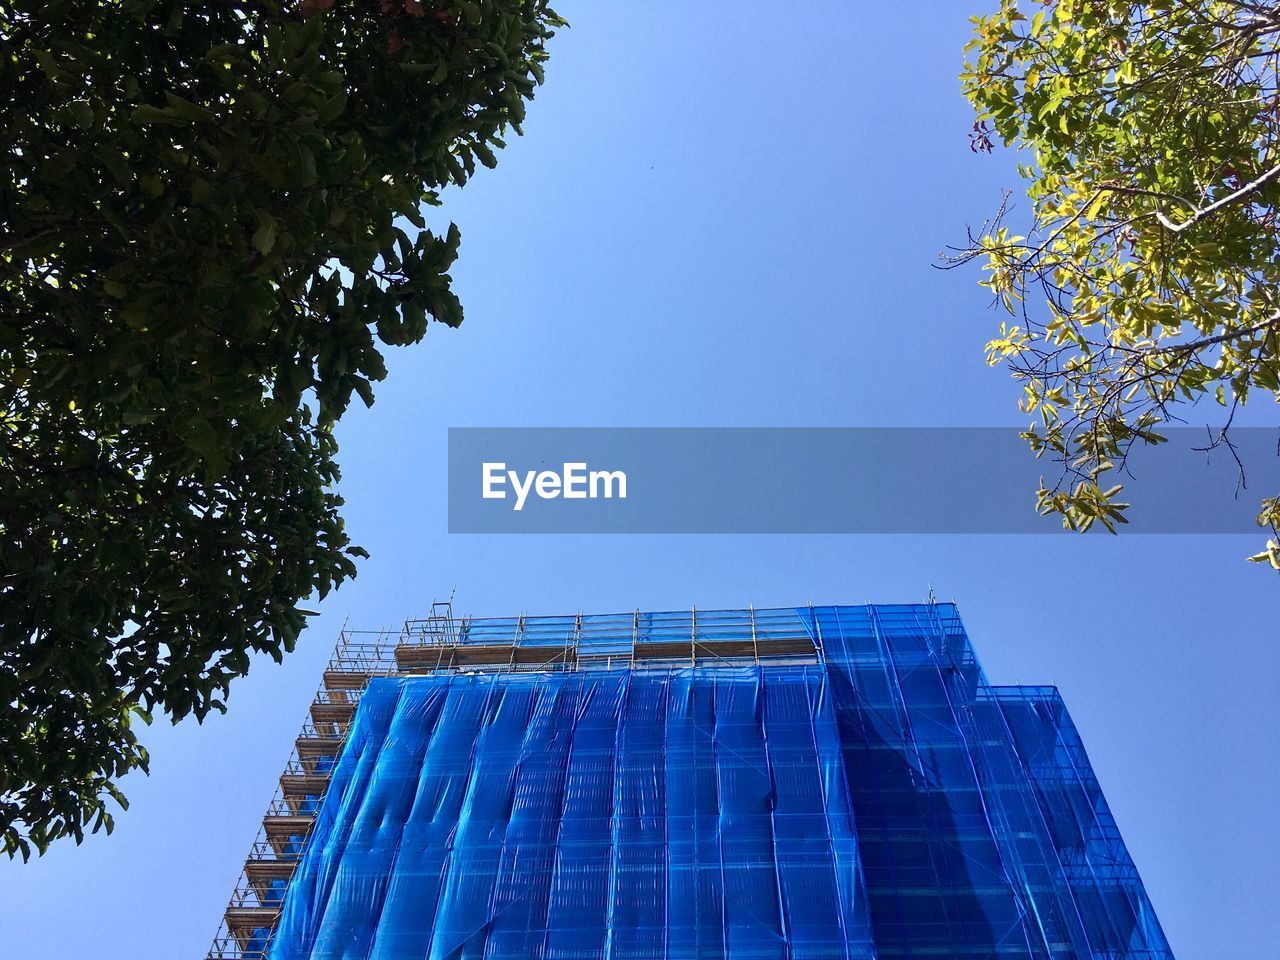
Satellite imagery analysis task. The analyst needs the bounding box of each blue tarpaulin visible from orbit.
[269,604,1173,960]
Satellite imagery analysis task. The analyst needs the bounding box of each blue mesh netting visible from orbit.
[269,604,1173,960]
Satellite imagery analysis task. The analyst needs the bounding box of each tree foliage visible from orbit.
[0,0,560,858]
[956,0,1280,561]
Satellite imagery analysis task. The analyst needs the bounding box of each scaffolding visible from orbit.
[206,623,397,960]
[205,602,831,960]
[206,601,1173,960]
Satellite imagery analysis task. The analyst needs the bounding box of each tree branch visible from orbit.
[1139,161,1280,232]
[1146,312,1280,354]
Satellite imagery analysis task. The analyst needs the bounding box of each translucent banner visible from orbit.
[447,426,1280,533]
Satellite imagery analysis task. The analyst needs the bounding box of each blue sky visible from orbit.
[3,4,1277,957]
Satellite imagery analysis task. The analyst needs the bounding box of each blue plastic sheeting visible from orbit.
[271,604,1173,960]
[981,686,1173,959]
[804,604,1173,960]
[272,667,879,960]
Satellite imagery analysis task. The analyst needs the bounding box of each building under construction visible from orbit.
[207,602,1174,959]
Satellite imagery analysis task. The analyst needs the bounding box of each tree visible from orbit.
[0,0,561,858]
[954,0,1280,566]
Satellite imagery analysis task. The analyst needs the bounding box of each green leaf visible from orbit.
[252,215,278,256]
[162,92,212,122]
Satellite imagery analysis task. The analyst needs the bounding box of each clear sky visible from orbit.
[4,4,1277,957]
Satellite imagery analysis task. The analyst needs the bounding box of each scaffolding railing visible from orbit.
[399,605,819,650]
[225,881,290,909]
[395,605,825,673]
[245,838,306,863]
